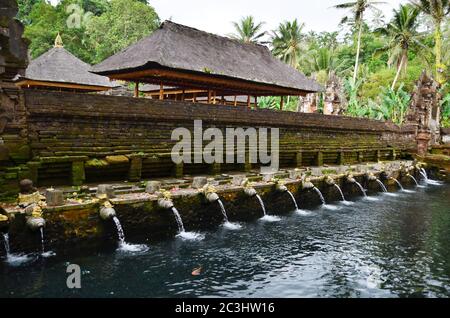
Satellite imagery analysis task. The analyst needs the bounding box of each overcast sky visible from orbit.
[50,0,410,35]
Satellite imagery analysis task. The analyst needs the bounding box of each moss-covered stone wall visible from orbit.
[0,89,417,199]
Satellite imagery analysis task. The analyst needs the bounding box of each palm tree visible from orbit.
[333,0,386,83]
[230,16,266,44]
[411,0,450,84]
[271,19,305,68]
[376,4,425,88]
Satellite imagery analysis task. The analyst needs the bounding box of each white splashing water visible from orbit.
[392,178,404,191]
[5,253,34,266]
[375,179,388,193]
[354,181,367,197]
[255,194,267,216]
[171,207,185,233]
[295,209,312,216]
[117,242,149,253]
[176,231,205,241]
[223,222,242,230]
[218,199,242,230]
[112,216,149,252]
[313,187,326,205]
[2,233,37,265]
[260,215,281,222]
[427,179,444,186]
[287,191,299,211]
[171,207,205,240]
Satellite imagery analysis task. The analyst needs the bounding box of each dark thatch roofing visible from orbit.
[91,21,322,93]
[16,47,113,89]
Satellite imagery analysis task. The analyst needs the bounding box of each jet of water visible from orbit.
[171,207,186,234]
[2,232,10,256]
[420,168,428,183]
[391,178,404,191]
[408,175,419,186]
[375,179,388,192]
[39,228,45,254]
[313,187,326,205]
[112,216,126,245]
[217,199,229,223]
[354,181,367,197]
[334,184,347,202]
[287,191,299,211]
[255,194,267,216]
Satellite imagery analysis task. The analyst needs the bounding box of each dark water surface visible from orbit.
[1,183,449,298]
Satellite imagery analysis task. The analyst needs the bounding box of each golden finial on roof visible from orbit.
[54,33,63,48]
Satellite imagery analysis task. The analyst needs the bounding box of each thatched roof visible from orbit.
[91,21,321,95]
[15,47,113,91]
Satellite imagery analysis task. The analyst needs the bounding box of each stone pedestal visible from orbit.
[417,131,431,157]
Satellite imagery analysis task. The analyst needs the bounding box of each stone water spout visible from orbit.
[324,176,335,186]
[272,179,288,193]
[366,172,377,182]
[201,184,220,203]
[99,201,117,221]
[346,174,356,184]
[25,205,46,231]
[158,193,175,210]
[302,178,315,190]
[241,179,257,197]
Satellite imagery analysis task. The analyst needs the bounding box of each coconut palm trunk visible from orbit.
[435,22,443,83]
[392,51,407,89]
[353,21,363,83]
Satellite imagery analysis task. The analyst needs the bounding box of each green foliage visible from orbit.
[376,85,411,124]
[344,78,411,125]
[441,93,450,127]
[23,0,159,65]
[86,0,160,63]
[360,63,423,100]
[271,19,305,68]
[17,0,44,25]
[230,16,266,44]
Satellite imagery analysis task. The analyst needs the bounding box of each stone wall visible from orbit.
[0,88,418,198]
[0,0,29,200]
[442,128,450,144]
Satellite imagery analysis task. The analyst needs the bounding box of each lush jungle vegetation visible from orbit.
[17,0,450,126]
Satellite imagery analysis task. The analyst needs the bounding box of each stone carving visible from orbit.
[299,93,319,113]
[324,73,346,115]
[405,71,442,155]
[0,0,28,83]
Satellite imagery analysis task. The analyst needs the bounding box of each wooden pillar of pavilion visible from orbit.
[247,95,251,109]
[280,96,284,111]
[134,82,139,98]
[234,95,237,107]
[159,83,164,100]
[208,90,212,104]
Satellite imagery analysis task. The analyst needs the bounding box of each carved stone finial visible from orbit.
[54,32,63,48]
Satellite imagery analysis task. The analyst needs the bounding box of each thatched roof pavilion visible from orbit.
[91,21,321,108]
[15,35,114,92]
